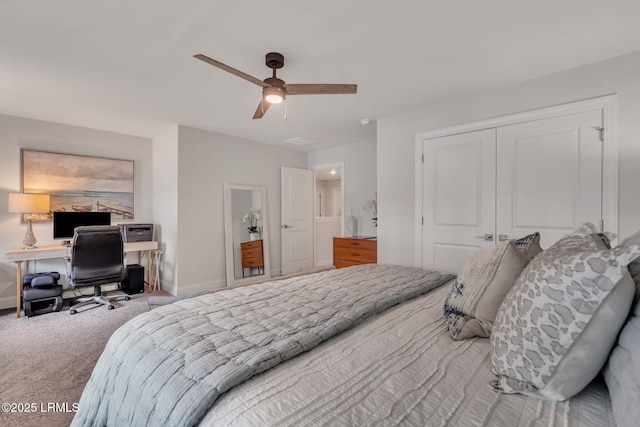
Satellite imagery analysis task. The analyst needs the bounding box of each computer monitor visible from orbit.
[53,212,111,241]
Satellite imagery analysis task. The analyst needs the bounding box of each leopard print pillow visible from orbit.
[490,224,640,400]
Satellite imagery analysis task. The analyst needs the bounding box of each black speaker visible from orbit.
[122,264,145,294]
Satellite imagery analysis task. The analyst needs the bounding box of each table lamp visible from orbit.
[8,193,50,249]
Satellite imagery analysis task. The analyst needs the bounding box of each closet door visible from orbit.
[496,110,603,249]
[422,129,496,274]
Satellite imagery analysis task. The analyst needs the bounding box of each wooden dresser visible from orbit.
[241,239,264,277]
[333,237,377,269]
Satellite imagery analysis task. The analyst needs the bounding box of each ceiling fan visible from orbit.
[194,52,357,119]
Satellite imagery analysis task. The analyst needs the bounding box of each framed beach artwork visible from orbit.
[21,149,134,221]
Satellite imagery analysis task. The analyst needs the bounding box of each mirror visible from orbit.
[223,183,271,286]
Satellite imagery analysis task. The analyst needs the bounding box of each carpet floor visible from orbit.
[0,290,168,427]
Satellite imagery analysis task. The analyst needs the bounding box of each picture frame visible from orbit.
[21,149,135,221]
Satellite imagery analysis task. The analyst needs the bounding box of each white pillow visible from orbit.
[443,233,541,340]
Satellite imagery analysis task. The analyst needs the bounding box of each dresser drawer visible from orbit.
[333,237,377,268]
[242,248,263,258]
[242,256,264,268]
[333,246,377,263]
[241,240,262,250]
[334,237,377,251]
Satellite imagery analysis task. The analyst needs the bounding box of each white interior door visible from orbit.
[281,166,314,275]
[496,110,603,249]
[422,129,497,274]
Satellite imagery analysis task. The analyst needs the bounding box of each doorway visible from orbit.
[281,163,345,275]
[314,165,343,267]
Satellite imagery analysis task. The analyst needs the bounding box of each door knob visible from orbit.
[498,234,510,241]
[475,234,494,241]
[282,224,292,229]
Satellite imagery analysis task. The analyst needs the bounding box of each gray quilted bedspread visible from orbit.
[71,264,453,427]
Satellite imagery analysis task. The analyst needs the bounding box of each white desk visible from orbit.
[6,241,158,318]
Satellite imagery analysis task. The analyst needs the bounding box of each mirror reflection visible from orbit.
[224,183,271,286]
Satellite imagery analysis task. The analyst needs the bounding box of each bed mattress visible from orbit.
[202,284,615,427]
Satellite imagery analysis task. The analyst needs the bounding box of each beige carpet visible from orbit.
[0,291,167,427]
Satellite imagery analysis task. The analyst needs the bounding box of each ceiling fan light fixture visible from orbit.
[264,86,285,104]
[195,52,356,119]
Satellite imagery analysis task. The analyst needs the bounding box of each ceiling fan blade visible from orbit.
[285,84,357,95]
[252,99,271,119]
[194,54,270,88]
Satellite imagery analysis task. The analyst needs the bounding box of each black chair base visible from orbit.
[69,285,130,315]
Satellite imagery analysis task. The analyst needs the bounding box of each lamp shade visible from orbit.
[263,86,285,104]
[8,193,50,213]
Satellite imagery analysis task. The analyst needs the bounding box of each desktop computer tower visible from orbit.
[122,264,145,294]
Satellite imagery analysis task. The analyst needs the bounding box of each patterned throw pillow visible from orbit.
[490,224,640,400]
[443,233,542,340]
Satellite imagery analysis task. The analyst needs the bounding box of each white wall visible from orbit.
[308,140,377,237]
[152,125,179,294]
[377,51,640,266]
[0,114,153,309]
[314,217,341,266]
[0,114,368,307]
[171,125,307,296]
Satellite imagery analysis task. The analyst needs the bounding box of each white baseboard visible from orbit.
[314,260,333,268]
[0,296,16,311]
[167,278,227,297]
[0,279,16,310]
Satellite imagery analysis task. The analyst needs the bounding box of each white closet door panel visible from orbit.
[497,110,602,249]
[435,145,482,225]
[423,129,496,274]
[433,244,482,275]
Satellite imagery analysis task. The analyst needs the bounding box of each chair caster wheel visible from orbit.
[108,305,114,310]
[125,296,131,301]
[70,309,77,315]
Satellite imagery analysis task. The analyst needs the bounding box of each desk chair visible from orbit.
[67,225,130,315]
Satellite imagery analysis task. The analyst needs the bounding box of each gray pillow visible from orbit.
[443,233,541,340]
[490,224,640,400]
[603,253,640,427]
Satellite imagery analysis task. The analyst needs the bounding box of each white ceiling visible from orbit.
[2,1,640,152]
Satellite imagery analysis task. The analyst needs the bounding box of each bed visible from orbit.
[71,226,640,427]
[200,283,614,427]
